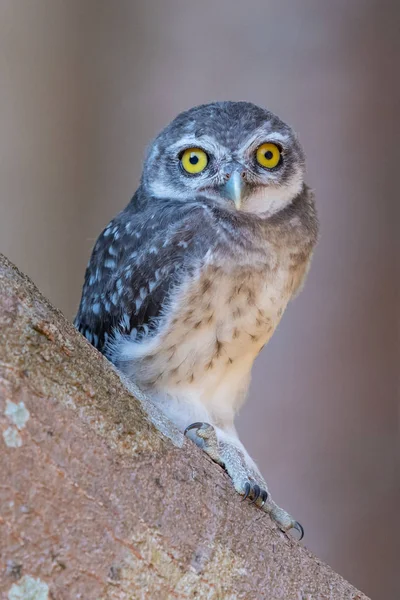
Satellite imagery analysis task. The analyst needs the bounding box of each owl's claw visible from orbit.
[242,482,251,501]
[184,422,223,465]
[184,421,304,540]
[291,520,304,541]
[268,509,305,541]
[251,484,260,503]
[260,489,268,507]
[241,482,268,505]
[184,422,205,435]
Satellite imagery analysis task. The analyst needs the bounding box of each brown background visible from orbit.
[0,1,399,598]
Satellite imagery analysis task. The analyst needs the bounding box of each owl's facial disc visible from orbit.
[142,102,306,216]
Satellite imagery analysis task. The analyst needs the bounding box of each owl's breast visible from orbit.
[116,257,299,400]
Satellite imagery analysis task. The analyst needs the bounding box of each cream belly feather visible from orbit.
[112,252,297,432]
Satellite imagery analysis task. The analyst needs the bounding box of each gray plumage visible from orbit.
[75,101,318,536]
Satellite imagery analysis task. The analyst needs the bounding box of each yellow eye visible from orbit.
[256,143,281,169]
[181,148,208,174]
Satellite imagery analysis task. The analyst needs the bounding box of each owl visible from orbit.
[75,101,318,538]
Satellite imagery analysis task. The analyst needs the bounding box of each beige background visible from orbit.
[0,1,399,598]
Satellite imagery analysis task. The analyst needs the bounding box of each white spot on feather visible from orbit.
[104,259,116,269]
[111,292,119,305]
[92,303,100,315]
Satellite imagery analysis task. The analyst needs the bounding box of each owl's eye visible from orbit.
[180,148,208,174]
[256,143,281,169]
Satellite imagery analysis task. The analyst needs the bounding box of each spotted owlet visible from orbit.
[75,101,318,538]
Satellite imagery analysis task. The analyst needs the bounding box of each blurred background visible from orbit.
[0,1,399,597]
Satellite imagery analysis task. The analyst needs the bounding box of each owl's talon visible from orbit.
[291,520,304,541]
[184,422,224,466]
[260,489,268,507]
[242,482,251,501]
[184,422,206,436]
[185,422,303,539]
[251,484,261,503]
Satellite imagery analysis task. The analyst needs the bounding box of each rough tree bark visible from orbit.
[0,254,368,600]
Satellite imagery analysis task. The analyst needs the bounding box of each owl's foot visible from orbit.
[184,421,304,540]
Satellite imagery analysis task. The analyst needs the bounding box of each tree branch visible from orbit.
[0,254,368,599]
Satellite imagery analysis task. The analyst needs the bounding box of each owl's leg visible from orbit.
[185,422,303,540]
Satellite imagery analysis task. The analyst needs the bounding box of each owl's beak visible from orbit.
[223,170,245,210]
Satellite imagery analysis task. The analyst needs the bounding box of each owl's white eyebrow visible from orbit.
[237,130,290,155]
[169,136,229,156]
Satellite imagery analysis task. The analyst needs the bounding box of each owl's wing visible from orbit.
[74,198,215,354]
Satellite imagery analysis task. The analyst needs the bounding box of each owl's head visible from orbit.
[141,102,306,216]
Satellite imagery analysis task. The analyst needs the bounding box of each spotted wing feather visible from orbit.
[74,195,215,354]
